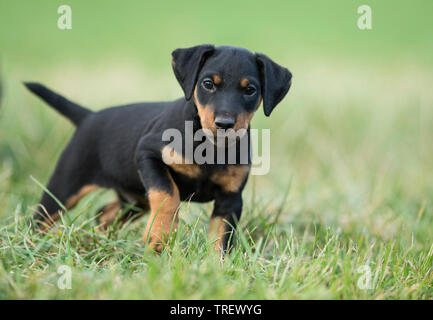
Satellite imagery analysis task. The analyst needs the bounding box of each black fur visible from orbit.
[256,53,292,116]
[24,82,92,125]
[172,44,215,100]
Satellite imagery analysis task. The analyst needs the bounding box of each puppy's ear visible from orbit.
[255,53,292,116]
[172,44,215,100]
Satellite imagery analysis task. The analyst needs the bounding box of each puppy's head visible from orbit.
[172,44,292,135]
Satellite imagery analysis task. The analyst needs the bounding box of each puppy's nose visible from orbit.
[214,117,235,129]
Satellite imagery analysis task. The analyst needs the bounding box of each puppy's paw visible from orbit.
[143,231,166,253]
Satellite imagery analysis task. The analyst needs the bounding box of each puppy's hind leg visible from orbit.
[97,192,148,230]
[96,198,122,230]
[34,145,99,230]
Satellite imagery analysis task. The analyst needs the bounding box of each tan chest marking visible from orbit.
[210,165,250,193]
[162,145,201,178]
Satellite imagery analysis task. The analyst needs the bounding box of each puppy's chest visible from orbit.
[168,162,250,195]
[161,145,250,195]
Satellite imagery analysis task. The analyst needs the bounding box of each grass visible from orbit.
[1,0,433,299]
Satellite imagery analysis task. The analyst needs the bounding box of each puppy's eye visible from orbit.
[244,85,256,95]
[202,79,215,91]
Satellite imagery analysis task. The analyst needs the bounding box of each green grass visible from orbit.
[1,0,433,299]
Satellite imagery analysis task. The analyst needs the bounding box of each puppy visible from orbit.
[25,45,292,253]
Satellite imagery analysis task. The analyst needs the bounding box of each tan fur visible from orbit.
[234,111,255,131]
[240,78,249,88]
[35,184,100,231]
[234,97,262,130]
[194,87,216,134]
[161,145,201,178]
[213,74,222,85]
[209,216,227,251]
[66,184,100,209]
[98,199,122,230]
[143,175,180,252]
[210,165,250,193]
[99,192,149,230]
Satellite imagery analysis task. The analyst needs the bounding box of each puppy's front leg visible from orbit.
[209,192,243,255]
[137,155,180,253]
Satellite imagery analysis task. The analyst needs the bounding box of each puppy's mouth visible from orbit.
[199,127,248,149]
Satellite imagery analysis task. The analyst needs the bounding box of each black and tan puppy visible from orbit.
[25,45,292,253]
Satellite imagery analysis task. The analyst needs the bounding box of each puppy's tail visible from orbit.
[23,82,92,126]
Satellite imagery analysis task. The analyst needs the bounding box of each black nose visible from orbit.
[214,117,235,129]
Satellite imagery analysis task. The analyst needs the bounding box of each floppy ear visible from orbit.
[171,44,215,100]
[255,53,292,116]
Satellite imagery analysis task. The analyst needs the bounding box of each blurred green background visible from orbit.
[1,0,433,67]
[1,0,433,299]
